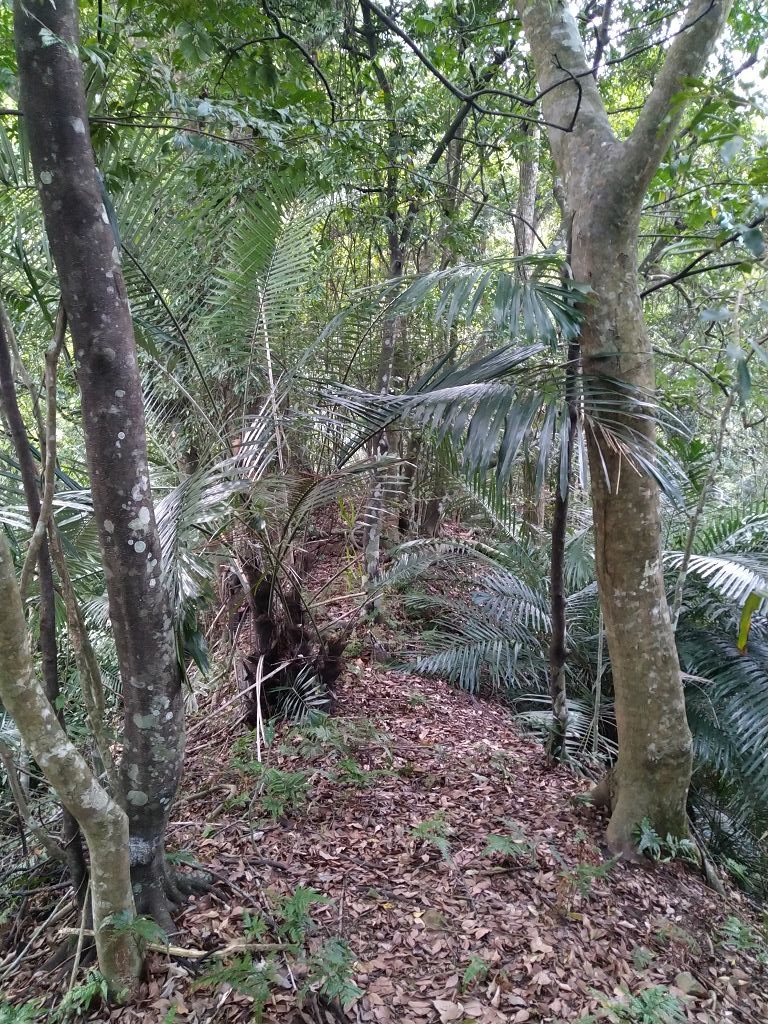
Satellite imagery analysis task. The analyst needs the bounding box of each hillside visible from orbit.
[4,655,766,1023]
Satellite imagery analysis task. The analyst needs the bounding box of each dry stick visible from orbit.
[19,309,66,601]
[186,660,291,737]
[591,610,605,757]
[21,317,121,795]
[57,929,291,960]
[46,526,121,798]
[670,387,737,629]
[0,895,71,980]
[67,881,91,992]
[0,302,44,443]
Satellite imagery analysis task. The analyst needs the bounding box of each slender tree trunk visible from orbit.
[14,0,184,922]
[362,232,404,612]
[547,338,579,762]
[0,534,141,994]
[0,307,87,899]
[546,196,578,763]
[516,0,732,848]
[515,137,545,541]
[513,124,539,268]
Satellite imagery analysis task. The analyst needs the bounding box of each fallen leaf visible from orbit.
[433,999,465,1022]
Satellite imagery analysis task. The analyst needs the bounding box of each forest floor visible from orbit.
[4,635,768,1023]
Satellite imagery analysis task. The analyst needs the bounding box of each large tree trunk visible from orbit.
[576,225,692,845]
[0,535,141,993]
[14,0,184,923]
[516,0,732,848]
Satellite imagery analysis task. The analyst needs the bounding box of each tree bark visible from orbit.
[14,0,184,921]
[516,0,732,848]
[0,534,141,993]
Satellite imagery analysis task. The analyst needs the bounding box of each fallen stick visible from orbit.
[56,930,292,960]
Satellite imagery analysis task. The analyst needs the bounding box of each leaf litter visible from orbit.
[3,634,768,1023]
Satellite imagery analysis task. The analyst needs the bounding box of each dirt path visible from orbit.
[5,656,767,1022]
[153,663,766,1022]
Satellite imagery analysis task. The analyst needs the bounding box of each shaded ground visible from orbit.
[4,653,767,1022]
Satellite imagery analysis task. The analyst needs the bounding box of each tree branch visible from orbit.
[362,0,580,132]
[19,306,66,601]
[514,0,616,174]
[640,214,765,298]
[622,0,733,195]
[261,2,337,122]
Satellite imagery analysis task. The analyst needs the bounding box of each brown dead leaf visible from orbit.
[433,999,465,1022]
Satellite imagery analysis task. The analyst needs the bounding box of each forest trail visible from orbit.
[56,658,765,1023]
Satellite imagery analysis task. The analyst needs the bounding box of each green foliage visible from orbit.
[0,1002,44,1024]
[633,819,699,865]
[51,971,109,1021]
[631,947,656,971]
[103,910,169,946]
[406,692,430,707]
[303,939,363,1009]
[195,955,277,1022]
[273,886,330,945]
[242,910,269,941]
[560,856,621,900]
[343,635,365,659]
[482,829,537,864]
[292,714,386,761]
[577,986,685,1023]
[195,886,361,1017]
[233,761,311,819]
[327,757,389,788]
[410,812,451,860]
[461,954,489,992]
[719,916,768,964]
[276,666,334,725]
[386,500,768,894]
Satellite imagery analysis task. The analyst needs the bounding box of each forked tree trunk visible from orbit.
[0,535,142,993]
[14,0,184,922]
[516,0,732,848]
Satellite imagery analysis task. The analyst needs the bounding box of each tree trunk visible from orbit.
[516,0,732,849]
[0,534,141,994]
[576,230,692,847]
[362,235,405,613]
[547,337,579,763]
[0,306,88,900]
[14,0,184,922]
[513,124,539,268]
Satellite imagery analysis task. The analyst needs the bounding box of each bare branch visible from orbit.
[640,214,765,297]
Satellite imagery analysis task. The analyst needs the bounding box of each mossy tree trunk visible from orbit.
[516,0,733,849]
[14,0,184,924]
